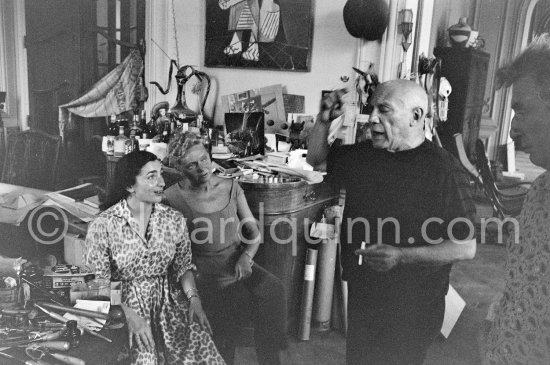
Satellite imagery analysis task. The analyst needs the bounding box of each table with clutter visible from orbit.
[0,184,126,365]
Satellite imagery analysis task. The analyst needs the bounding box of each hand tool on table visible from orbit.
[0,330,61,343]
[0,339,68,351]
[26,344,85,365]
[0,327,28,339]
[0,350,42,365]
[34,323,67,332]
[34,305,112,343]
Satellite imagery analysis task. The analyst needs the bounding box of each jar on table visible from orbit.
[86,278,110,301]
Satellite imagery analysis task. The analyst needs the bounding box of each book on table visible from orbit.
[46,183,101,218]
[82,195,101,209]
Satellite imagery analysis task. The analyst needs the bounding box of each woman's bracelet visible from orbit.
[185,287,199,299]
[188,293,200,302]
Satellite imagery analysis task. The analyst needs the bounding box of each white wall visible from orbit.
[145,0,358,125]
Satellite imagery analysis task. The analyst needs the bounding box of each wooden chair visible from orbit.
[1,129,61,190]
[454,133,530,218]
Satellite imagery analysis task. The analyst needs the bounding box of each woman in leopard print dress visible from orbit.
[85,151,225,365]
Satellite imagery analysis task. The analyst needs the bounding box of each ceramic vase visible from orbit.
[448,17,472,47]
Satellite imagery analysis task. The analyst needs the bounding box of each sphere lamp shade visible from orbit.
[343,0,390,41]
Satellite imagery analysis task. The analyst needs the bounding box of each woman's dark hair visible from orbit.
[102,150,159,209]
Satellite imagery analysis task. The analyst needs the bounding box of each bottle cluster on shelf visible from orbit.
[104,108,215,158]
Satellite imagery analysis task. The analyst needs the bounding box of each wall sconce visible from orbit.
[398,9,414,52]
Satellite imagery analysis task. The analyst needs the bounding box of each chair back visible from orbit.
[473,139,527,218]
[473,139,506,218]
[1,129,62,190]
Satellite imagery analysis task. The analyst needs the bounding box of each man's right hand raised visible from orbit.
[319,88,347,124]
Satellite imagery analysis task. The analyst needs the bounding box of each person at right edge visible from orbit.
[307,79,477,365]
[482,33,550,365]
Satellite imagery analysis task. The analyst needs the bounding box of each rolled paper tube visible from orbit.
[313,237,338,331]
[298,247,318,341]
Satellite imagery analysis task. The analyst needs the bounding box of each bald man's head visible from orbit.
[368,80,428,152]
[375,80,428,113]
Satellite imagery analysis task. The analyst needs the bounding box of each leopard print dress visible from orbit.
[483,171,550,365]
[85,200,225,365]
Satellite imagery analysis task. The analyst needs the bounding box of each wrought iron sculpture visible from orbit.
[150,62,211,123]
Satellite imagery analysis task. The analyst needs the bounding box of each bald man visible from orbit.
[307,80,477,365]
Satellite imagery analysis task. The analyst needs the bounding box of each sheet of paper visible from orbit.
[441,284,466,338]
[63,299,110,331]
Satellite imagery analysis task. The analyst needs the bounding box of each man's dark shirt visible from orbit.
[326,139,476,301]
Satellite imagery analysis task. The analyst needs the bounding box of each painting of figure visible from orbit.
[205,0,314,71]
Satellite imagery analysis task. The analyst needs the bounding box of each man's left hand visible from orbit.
[355,243,403,272]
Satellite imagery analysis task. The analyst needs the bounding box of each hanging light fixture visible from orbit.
[397,9,414,79]
[398,9,414,52]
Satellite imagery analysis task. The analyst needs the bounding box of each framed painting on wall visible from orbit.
[205,0,314,72]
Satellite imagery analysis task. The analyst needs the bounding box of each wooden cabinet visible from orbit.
[434,47,490,158]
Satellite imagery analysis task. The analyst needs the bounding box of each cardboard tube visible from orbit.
[313,237,337,331]
[298,247,318,341]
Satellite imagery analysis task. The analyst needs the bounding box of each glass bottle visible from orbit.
[201,129,212,158]
[117,115,129,137]
[130,112,142,137]
[139,110,150,139]
[179,113,189,133]
[63,320,80,348]
[106,136,115,156]
[114,126,129,157]
[128,134,139,153]
[163,114,171,143]
[108,115,118,136]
